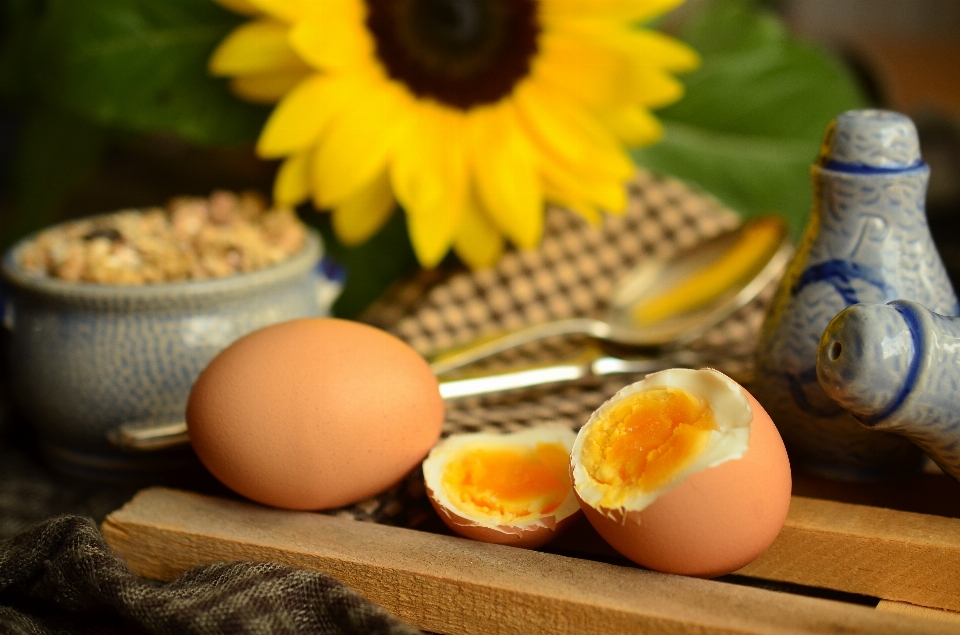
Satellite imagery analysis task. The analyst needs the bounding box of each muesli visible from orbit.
[16,190,306,284]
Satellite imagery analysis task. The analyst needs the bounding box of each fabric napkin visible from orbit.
[0,515,421,634]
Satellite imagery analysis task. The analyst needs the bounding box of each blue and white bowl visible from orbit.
[1,222,342,481]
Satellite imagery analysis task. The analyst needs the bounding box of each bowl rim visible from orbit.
[1,216,325,303]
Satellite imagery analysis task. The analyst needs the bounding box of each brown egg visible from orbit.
[422,426,581,549]
[572,368,791,577]
[186,318,444,510]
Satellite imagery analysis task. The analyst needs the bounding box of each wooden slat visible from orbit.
[877,601,960,624]
[103,487,955,635]
[737,496,960,611]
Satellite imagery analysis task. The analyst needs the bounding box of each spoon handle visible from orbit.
[429,317,609,375]
[110,350,751,450]
[438,349,729,400]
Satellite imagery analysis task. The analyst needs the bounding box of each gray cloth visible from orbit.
[0,439,139,542]
[0,515,422,635]
[0,375,424,635]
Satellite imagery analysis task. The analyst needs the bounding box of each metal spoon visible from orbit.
[110,347,752,451]
[435,346,754,400]
[112,216,791,451]
[429,216,792,376]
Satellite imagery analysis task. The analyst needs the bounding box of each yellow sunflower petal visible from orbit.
[533,32,633,109]
[229,65,312,104]
[545,186,604,226]
[331,171,396,245]
[257,73,351,159]
[289,0,373,70]
[545,18,699,73]
[624,66,685,108]
[542,159,629,217]
[539,161,613,224]
[543,24,693,108]
[213,0,261,18]
[274,151,311,207]
[209,19,302,76]
[454,193,505,270]
[515,81,635,182]
[542,0,685,23]
[311,79,409,208]
[244,0,306,23]
[604,105,664,146]
[391,105,467,268]
[468,103,543,249]
[621,29,700,72]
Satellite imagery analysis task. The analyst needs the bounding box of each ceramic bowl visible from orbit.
[0,223,342,481]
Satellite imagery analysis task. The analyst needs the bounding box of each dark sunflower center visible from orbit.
[365,0,540,109]
[417,0,483,47]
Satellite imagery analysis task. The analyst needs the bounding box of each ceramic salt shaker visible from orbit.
[817,300,960,483]
[752,109,959,480]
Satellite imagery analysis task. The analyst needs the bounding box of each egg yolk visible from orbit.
[581,386,717,507]
[441,442,572,524]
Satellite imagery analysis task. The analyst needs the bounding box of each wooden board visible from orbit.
[877,601,960,625]
[103,487,959,635]
[737,496,960,611]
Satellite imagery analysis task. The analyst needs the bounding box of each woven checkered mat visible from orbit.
[337,171,776,527]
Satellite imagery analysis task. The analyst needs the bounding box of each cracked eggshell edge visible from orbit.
[423,425,582,549]
[571,368,752,520]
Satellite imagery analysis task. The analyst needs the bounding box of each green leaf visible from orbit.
[29,0,269,145]
[635,0,868,237]
[302,208,420,319]
[2,108,106,250]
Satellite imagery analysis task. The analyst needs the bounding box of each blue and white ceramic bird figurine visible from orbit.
[817,300,960,483]
[753,109,959,480]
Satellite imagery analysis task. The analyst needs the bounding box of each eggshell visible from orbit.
[574,372,792,577]
[426,495,581,549]
[423,426,582,549]
[186,318,444,510]
[573,368,753,514]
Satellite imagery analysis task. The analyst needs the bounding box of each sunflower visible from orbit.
[210,0,698,269]
[208,0,315,103]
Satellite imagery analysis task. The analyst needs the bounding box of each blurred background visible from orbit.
[1,0,958,316]
[779,0,960,278]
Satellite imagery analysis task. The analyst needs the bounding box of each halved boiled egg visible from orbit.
[571,368,791,577]
[423,425,581,549]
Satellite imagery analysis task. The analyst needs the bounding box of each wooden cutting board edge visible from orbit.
[102,487,960,635]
